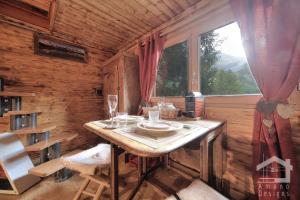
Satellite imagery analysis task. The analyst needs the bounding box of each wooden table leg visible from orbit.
[163,154,169,169]
[111,144,119,200]
[138,157,143,181]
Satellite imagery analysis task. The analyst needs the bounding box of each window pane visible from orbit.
[156,41,188,96]
[199,22,260,95]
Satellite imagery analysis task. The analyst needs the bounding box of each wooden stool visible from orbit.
[73,174,110,200]
[63,144,111,200]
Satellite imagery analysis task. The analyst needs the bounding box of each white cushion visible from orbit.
[63,143,111,175]
[166,179,228,200]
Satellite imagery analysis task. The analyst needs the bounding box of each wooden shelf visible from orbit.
[0,91,35,97]
[25,133,78,152]
[28,150,82,177]
[3,110,42,117]
[12,123,56,135]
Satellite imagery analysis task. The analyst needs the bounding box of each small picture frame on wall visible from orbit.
[34,33,88,63]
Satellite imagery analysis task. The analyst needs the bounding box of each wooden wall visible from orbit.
[0,21,112,152]
[204,95,259,199]
[151,92,300,200]
[204,91,300,199]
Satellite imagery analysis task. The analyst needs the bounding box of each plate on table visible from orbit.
[126,115,144,123]
[114,115,144,124]
[137,121,183,133]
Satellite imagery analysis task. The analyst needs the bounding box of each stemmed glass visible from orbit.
[108,95,118,127]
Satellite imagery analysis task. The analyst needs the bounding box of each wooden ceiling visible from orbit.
[50,0,203,56]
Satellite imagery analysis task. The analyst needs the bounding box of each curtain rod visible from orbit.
[139,33,166,46]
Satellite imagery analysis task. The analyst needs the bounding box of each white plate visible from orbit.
[137,121,183,133]
[113,115,144,123]
[142,122,170,129]
[127,115,144,122]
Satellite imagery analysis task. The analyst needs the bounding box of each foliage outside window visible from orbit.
[200,22,260,95]
[156,41,188,96]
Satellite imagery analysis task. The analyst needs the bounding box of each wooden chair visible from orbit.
[63,144,111,200]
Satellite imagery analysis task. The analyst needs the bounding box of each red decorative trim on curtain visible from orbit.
[230,0,300,199]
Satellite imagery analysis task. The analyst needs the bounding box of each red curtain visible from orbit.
[137,32,165,108]
[230,0,300,199]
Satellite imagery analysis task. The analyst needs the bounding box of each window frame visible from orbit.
[197,22,261,96]
[153,3,260,98]
[153,33,191,97]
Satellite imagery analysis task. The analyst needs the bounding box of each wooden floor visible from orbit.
[0,157,193,200]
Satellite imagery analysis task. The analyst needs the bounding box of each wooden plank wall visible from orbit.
[205,95,259,199]
[205,91,300,199]
[0,22,112,153]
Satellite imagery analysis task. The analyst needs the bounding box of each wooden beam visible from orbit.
[0,0,49,29]
[19,0,51,11]
[49,0,57,33]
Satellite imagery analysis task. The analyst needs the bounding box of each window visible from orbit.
[199,22,260,95]
[156,41,189,96]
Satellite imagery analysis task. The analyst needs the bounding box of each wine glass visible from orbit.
[108,95,118,127]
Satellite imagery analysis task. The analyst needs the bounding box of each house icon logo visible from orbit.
[256,156,293,183]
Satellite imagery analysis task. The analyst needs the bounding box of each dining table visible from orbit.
[84,119,225,200]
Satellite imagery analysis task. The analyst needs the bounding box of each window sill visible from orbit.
[203,94,262,98]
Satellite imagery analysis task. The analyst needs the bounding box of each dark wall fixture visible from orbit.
[34,34,88,63]
[94,84,103,96]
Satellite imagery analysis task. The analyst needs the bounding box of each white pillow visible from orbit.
[166,179,228,200]
[63,144,111,175]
